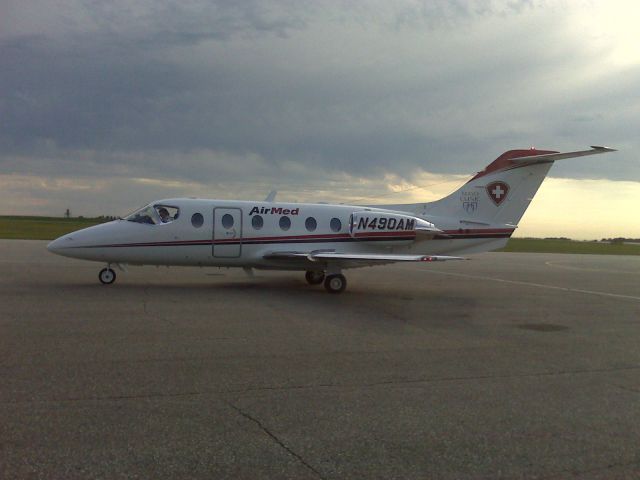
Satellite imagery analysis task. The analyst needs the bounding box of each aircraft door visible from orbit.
[212,207,243,257]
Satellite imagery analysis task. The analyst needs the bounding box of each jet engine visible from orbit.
[349,211,441,244]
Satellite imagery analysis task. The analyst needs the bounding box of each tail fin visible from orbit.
[422,146,616,226]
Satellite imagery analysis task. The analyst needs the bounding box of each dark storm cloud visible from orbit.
[1,26,467,178]
[1,0,638,191]
[0,0,308,155]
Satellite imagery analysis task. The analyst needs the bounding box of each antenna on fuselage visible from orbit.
[265,190,277,202]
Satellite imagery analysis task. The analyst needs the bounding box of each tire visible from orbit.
[324,274,346,294]
[305,270,325,285]
[99,268,116,285]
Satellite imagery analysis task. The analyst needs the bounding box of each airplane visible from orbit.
[47,146,616,293]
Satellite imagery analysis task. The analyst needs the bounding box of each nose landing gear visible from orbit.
[98,266,116,285]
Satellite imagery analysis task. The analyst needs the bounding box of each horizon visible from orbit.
[1,170,638,241]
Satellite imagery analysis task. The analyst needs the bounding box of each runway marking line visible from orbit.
[418,270,640,302]
[544,261,640,276]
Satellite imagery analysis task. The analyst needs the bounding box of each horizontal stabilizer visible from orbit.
[510,146,616,164]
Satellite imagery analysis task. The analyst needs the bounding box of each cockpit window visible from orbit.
[124,204,179,225]
[154,205,179,224]
[125,205,159,224]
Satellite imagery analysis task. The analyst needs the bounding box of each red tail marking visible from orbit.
[469,148,557,182]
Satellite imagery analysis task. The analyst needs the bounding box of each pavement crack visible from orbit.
[361,364,640,387]
[12,390,211,404]
[539,458,640,479]
[226,401,326,480]
[5,365,640,405]
[142,286,149,315]
[611,383,640,394]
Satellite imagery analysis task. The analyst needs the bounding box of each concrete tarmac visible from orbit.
[1,240,639,479]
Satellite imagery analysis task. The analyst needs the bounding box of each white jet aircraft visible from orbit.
[47,146,615,293]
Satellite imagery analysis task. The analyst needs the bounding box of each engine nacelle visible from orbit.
[349,212,441,243]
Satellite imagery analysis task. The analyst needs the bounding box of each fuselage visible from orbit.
[44,146,616,292]
[47,198,513,269]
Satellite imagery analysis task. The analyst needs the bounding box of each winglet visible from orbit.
[265,190,277,202]
[590,145,617,151]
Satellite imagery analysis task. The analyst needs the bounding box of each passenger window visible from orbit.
[305,217,317,232]
[191,213,204,228]
[252,215,264,230]
[279,216,291,231]
[221,213,234,229]
[330,217,342,232]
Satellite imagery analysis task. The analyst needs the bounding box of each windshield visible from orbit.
[125,205,160,224]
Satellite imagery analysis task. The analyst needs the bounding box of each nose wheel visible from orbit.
[324,274,346,294]
[99,267,116,285]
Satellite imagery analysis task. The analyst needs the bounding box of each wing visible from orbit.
[263,250,464,269]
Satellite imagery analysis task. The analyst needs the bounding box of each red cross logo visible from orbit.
[486,181,509,206]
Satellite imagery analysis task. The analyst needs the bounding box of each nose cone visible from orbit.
[47,234,73,256]
[47,238,59,253]
[46,220,126,261]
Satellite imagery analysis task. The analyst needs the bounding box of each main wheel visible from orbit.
[305,270,325,285]
[324,274,346,294]
[99,268,116,285]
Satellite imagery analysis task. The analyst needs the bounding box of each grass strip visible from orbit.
[501,238,640,256]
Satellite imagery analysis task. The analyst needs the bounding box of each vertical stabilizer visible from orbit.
[414,146,615,227]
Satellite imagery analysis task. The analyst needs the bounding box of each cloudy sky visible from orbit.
[1,0,639,238]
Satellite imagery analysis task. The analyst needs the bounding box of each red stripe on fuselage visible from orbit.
[65,228,514,249]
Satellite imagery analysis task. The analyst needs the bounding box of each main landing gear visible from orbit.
[98,266,116,285]
[305,270,325,285]
[324,274,346,294]
[305,270,347,294]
